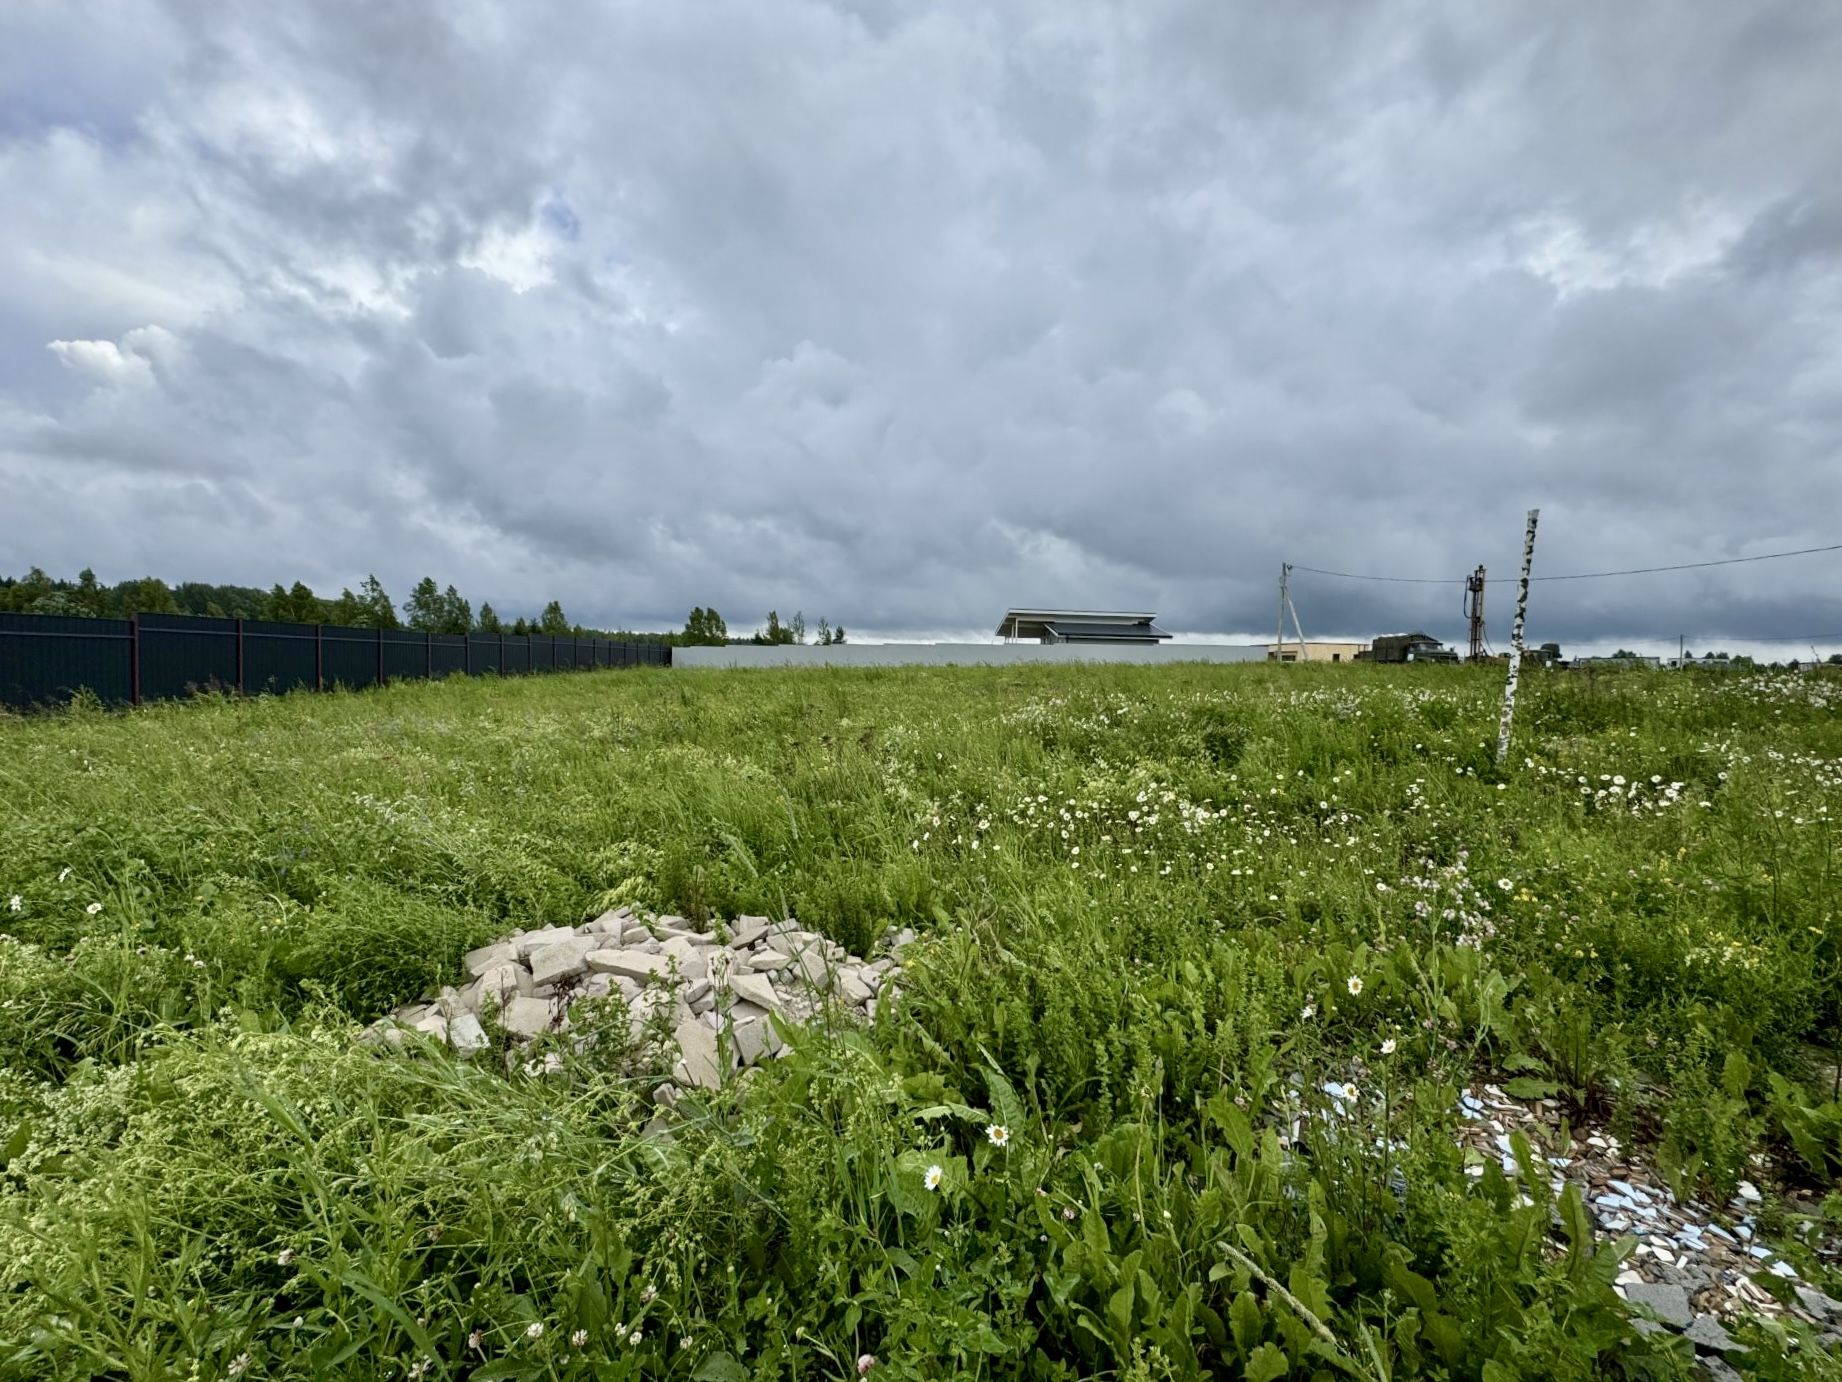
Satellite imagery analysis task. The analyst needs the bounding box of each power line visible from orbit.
[1290,540,1842,586]
[1288,565,1457,585]
[1530,542,1842,582]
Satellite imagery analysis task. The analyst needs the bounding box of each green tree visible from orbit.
[476,602,503,633]
[403,577,443,632]
[74,567,104,616]
[832,625,846,644]
[816,618,831,646]
[789,610,806,644]
[538,600,570,635]
[357,575,399,629]
[512,616,530,635]
[116,577,179,615]
[438,585,472,635]
[324,588,365,627]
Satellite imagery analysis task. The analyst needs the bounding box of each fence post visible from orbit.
[235,617,245,695]
[465,631,472,677]
[500,631,505,674]
[377,626,385,687]
[129,613,141,706]
[315,624,324,692]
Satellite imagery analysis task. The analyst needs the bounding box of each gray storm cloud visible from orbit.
[2,0,1840,649]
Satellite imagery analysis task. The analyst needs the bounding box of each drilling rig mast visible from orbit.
[1464,565,1487,660]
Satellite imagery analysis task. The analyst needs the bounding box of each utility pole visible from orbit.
[1679,633,1685,670]
[1275,563,1289,663]
[1495,509,1540,765]
[1464,566,1487,660]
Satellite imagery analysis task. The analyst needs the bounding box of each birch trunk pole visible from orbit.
[1495,509,1540,764]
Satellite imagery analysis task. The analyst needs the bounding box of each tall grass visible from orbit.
[2,664,1839,1378]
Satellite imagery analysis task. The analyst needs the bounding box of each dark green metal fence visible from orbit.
[0,611,668,710]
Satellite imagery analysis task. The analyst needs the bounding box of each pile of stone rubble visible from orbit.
[366,906,911,1094]
[1455,1082,1842,1372]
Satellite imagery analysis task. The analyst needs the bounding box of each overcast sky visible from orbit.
[2,1,1840,651]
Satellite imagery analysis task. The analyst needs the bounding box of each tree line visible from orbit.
[1,569,849,648]
[0,568,630,639]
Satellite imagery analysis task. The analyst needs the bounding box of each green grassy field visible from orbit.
[2,663,1840,1380]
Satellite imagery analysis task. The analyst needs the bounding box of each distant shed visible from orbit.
[997,609,1172,644]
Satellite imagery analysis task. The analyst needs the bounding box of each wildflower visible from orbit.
[628,1328,643,1346]
[1380,1038,1397,1056]
[1342,1082,1359,1102]
[986,1124,1010,1148]
[468,1330,484,1351]
[571,1329,589,1348]
[277,1247,295,1267]
[1300,1004,1316,1020]
[1496,878,1512,891]
[1062,1205,1077,1220]
[292,1316,303,1328]
[6,896,19,912]
[858,1356,878,1376]
[640,1285,657,1304]
[58,867,72,882]
[1346,976,1363,997]
[526,1322,545,1340]
[924,1164,943,1191]
[228,1354,251,1377]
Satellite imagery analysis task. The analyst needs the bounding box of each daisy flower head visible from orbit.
[1380,1038,1397,1056]
[1496,878,1512,892]
[985,1124,1010,1148]
[86,901,103,915]
[924,1164,944,1191]
[1342,1082,1359,1102]
[1346,975,1363,997]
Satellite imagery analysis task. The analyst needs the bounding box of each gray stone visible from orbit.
[499,996,558,1038]
[726,970,782,1012]
[529,936,598,986]
[691,986,717,1015]
[449,1012,488,1056]
[790,948,833,991]
[469,963,531,1013]
[731,1017,770,1066]
[580,972,614,999]
[652,1083,679,1108]
[1624,1282,1693,1329]
[660,937,708,980]
[587,949,672,981]
[745,950,791,971]
[411,1009,449,1042]
[1796,1285,1842,1321]
[1695,1358,1743,1382]
[728,920,770,949]
[684,978,711,1006]
[464,941,518,977]
[674,1016,722,1089]
[436,985,468,1017]
[513,926,578,958]
[836,970,875,1006]
[583,911,626,937]
[1682,1316,1738,1354]
[728,1000,773,1024]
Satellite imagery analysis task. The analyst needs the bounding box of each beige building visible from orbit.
[1267,640,1368,663]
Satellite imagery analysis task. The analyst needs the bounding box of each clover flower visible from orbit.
[571,1329,589,1348]
[526,1322,545,1340]
[858,1356,878,1375]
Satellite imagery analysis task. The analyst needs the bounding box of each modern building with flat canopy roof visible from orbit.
[996,609,1172,644]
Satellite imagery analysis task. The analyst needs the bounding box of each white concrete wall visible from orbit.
[673,642,1270,669]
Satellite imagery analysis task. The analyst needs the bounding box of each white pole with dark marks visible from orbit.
[1496,508,1540,764]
